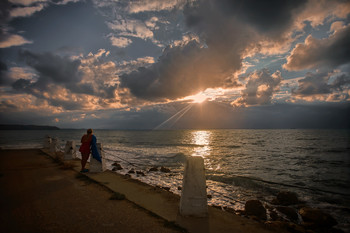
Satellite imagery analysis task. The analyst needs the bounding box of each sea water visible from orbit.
[0,129,349,230]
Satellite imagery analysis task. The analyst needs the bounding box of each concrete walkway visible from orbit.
[42,149,282,233]
[0,149,183,233]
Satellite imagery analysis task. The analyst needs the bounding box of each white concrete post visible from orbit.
[180,156,208,217]
[44,135,51,149]
[89,143,106,172]
[50,137,58,153]
[64,141,76,160]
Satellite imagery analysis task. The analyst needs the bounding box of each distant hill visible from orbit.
[0,125,60,130]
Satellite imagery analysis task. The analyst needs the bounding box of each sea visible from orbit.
[0,129,349,231]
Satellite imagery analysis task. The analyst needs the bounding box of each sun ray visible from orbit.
[153,103,194,130]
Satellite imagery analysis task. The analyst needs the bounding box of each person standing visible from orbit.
[79,129,93,172]
[79,128,102,172]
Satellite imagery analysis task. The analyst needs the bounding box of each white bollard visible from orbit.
[64,141,76,160]
[180,156,208,217]
[89,143,106,172]
[44,135,51,149]
[50,138,58,153]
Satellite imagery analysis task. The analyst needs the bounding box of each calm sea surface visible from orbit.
[1,129,349,230]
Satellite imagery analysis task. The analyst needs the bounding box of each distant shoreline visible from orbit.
[0,124,60,130]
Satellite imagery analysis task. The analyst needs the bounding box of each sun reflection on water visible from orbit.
[191,130,212,157]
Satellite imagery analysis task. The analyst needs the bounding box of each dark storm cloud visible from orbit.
[0,60,13,85]
[292,71,350,96]
[232,69,282,106]
[0,0,12,42]
[16,50,118,97]
[9,50,120,110]
[120,39,234,100]
[209,0,306,35]
[20,50,82,85]
[0,0,11,24]
[120,0,307,101]
[284,25,350,71]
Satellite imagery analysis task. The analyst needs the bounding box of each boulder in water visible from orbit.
[276,191,299,205]
[128,169,135,174]
[112,163,123,170]
[276,206,298,222]
[160,166,170,173]
[136,170,145,176]
[149,167,158,172]
[299,207,337,228]
[245,200,267,220]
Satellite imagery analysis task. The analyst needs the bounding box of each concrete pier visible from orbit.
[50,138,58,153]
[179,156,208,217]
[64,141,76,160]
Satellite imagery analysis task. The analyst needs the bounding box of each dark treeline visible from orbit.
[0,125,60,130]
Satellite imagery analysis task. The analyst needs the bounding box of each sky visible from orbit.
[0,0,349,129]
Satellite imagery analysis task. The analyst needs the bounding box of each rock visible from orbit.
[160,166,170,173]
[149,167,158,172]
[276,206,298,222]
[245,200,267,220]
[128,169,135,174]
[276,191,299,205]
[136,171,145,176]
[177,186,182,190]
[299,207,337,228]
[162,187,170,191]
[207,194,212,199]
[269,210,280,221]
[112,163,123,170]
[235,210,245,216]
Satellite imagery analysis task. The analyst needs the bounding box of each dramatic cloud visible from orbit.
[294,0,350,29]
[120,38,238,101]
[126,0,186,13]
[284,24,350,71]
[119,0,310,101]
[9,50,125,111]
[0,34,32,48]
[0,60,13,85]
[107,19,154,41]
[19,50,82,85]
[1,0,350,128]
[292,71,350,101]
[232,69,282,107]
[9,3,45,18]
[109,35,132,48]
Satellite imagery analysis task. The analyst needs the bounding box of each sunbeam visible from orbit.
[153,103,194,130]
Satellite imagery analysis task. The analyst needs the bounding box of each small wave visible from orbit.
[207,174,267,191]
[296,138,319,141]
[224,145,241,149]
[168,152,188,162]
[325,149,348,153]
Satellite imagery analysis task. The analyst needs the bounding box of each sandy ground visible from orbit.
[0,149,183,233]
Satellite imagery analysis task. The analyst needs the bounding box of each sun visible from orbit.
[190,92,208,103]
